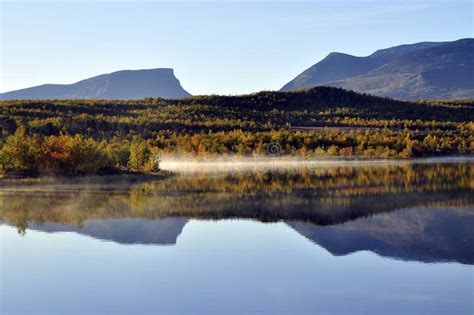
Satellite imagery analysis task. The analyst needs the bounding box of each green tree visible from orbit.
[128,139,159,172]
[129,139,150,171]
[0,126,40,175]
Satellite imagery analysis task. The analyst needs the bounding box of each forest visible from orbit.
[0,87,472,176]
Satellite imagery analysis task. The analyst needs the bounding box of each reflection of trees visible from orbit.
[1,163,472,235]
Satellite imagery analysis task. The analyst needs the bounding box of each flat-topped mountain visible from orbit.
[0,68,191,100]
[281,38,474,100]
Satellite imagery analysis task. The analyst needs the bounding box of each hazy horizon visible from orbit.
[1,0,472,95]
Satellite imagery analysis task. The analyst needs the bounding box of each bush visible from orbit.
[128,139,160,172]
[40,135,112,174]
[0,129,113,176]
[0,126,40,175]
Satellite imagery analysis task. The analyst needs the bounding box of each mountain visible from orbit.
[0,68,191,100]
[281,39,474,100]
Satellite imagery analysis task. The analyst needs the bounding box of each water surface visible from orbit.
[1,161,473,314]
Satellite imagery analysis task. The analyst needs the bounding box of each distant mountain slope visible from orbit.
[0,68,191,100]
[281,39,474,100]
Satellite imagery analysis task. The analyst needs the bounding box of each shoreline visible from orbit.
[0,171,171,183]
[1,155,472,179]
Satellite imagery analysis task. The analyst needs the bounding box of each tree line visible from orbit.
[0,87,472,176]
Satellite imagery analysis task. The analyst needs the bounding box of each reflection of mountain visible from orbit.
[25,218,188,245]
[288,207,474,264]
[1,162,472,262]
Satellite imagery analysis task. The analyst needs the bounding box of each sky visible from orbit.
[0,0,473,95]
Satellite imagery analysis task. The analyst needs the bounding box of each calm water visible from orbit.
[1,160,473,315]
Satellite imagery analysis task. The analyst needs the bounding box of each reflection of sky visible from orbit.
[1,220,472,315]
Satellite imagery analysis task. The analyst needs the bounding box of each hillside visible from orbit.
[0,68,191,100]
[281,39,474,100]
[0,87,472,175]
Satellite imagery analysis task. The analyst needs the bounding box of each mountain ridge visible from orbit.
[281,38,473,100]
[0,68,191,100]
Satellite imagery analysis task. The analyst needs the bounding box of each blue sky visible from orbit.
[1,0,472,95]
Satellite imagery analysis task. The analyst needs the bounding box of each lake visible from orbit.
[1,159,473,315]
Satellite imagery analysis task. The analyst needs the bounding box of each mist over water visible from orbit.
[159,155,474,173]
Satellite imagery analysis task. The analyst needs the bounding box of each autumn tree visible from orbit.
[129,139,160,172]
[0,126,40,175]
